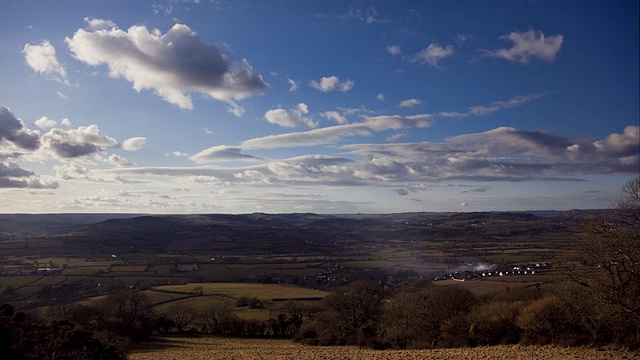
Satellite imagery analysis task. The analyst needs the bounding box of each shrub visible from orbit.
[0,303,125,360]
[517,296,575,344]
[469,301,524,345]
[380,286,477,349]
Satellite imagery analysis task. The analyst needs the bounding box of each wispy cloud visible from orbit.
[309,76,354,92]
[486,29,563,64]
[399,98,423,108]
[322,111,348,124]
[190,145,263,163]
[287,78,298,92]
[412,43,454,68]
[386,45,402,56]
[438,93,545,118]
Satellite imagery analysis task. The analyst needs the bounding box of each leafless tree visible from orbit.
[567,177,640,325]
[200,302,238,335]
[164,303,197,332]
[99,289,152,324]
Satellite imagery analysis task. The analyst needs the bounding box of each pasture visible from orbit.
[152,283,328,301]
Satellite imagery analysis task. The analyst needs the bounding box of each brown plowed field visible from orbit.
[129,337,638,360]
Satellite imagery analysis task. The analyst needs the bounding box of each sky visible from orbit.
[0,0,638,214]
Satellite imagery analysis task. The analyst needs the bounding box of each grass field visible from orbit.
[152,295,233,313]
[128,337,635,360]
[152,283,328,301]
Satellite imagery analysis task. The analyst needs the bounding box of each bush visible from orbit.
[469,301,524,345]
[235,296,264,309]
[517,296,576,344]
[380,286,477,349]
[0,303,125,360]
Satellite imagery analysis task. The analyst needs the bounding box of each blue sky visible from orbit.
[0,0,638,214]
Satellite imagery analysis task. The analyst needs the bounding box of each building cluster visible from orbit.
[432,263,550,282]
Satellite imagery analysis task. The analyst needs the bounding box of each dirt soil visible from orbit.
[128,337,639,360]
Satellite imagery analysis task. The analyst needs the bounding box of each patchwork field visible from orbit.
[128,337,637,360]
[0,211,595,306]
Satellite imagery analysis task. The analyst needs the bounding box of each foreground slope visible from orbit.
[129,337,636,360]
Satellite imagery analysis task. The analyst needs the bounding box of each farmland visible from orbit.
[0,210,594,306]
[128,337,636,360]
[0,209,637,358]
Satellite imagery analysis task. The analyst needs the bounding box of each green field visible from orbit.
[153,283,328,301]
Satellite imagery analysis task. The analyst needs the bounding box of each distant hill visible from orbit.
[0,210,611,257]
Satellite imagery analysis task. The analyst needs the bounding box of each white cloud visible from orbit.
[241,123,373,149]
[386,132,407,142]
[399,98,423,108]
[376,93,385,101]
[122,137,147,151]
[98,125,639,195]
[243,114,433,150]
[287,78,298,92]
[57,91,68,99]
[566,126,639,161]
[22,40,68,83]
[61,118,72,127]
[264,103,318,128]
[54,163,90,180]
[386,45,402,56]
[203,127,213,135]
[413,43,454,68]
[187,175,221,184]
[487,29,563,64]
[0,162,33,178]
[225,100,245,117]
[54,163,148,184]
[438,93,544,118]
[322,111,348,124]
[0,106,40,150]
[0,162,58,189]
[107,154,134,167]
[171,151,189,157]
[309,76,354,92]
[190,145,262,163]
[84,17,117,30]
[363,114,433,131]
[66,19,267,110]
[347,2,378,24]
[41,124,118,158]
[35,116,57,129]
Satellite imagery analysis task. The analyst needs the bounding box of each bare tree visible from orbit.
[98,289,154,340]
[200,302,237,335]
[567,178,640,325]
[323,280,384,333]
[164,303,196,333]
[311,280,385,345]
[99,289,152,324]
